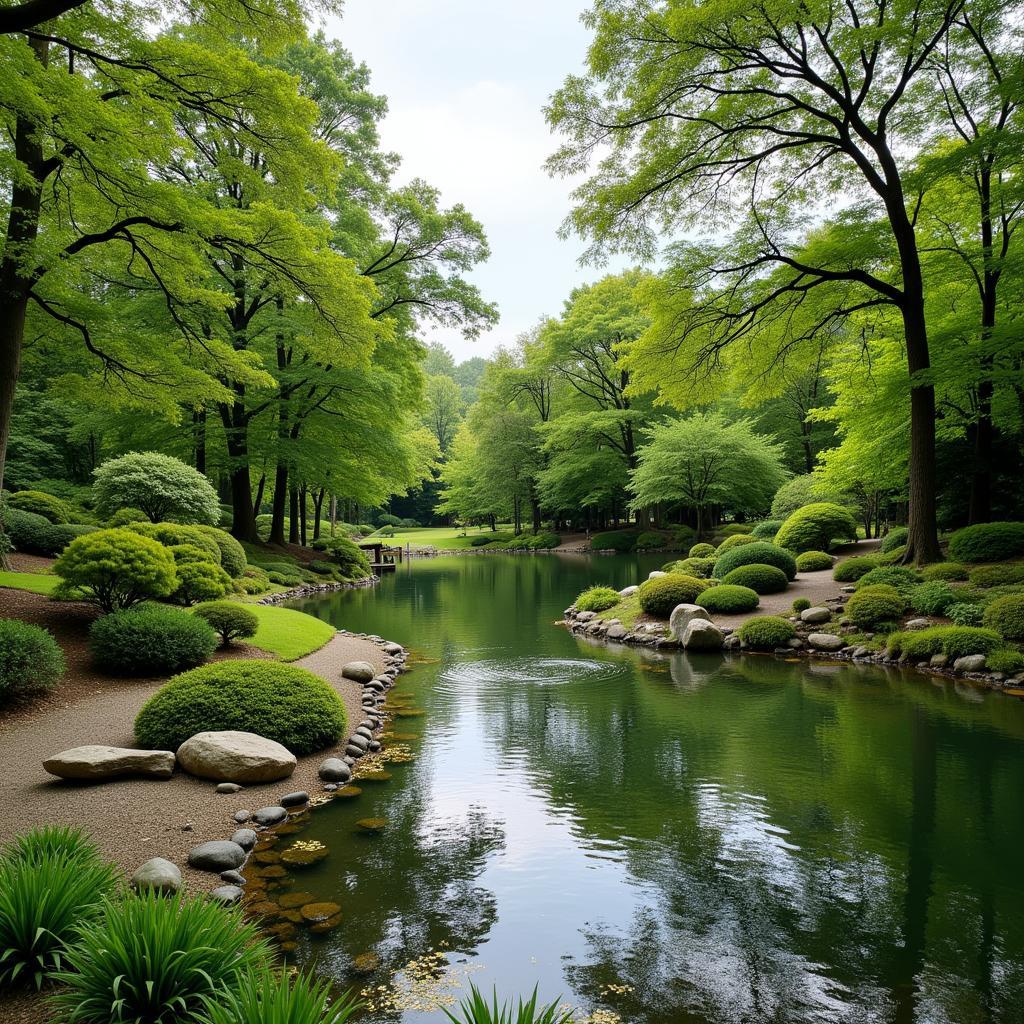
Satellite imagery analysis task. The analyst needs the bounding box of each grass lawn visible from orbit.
[595,591,644,630]
[241,603,336,661]
[380,525,514,550]
[0,571,62,596]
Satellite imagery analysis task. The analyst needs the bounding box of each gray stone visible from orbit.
[279,791,309,808]
[347,733,369,751]
[251,805,287,827]
[618,585,639,598]
[905,618,931,631]
[954,654,987,673]
[323,783,338,792]
[345,744,365,758]
[176,731,295,784]
[724,634,742,650]
[187,841,246,872]
[209,885,243,905]
[851,646,871,659]
[681,618,724,651]
[383,642,403,655]
[318,758,351,783]
[43,745,175,781]
[131,858,181,894]
[800,607,831,624]
[929,653,950,668]
[808,633,847,652]
[342,661,376,684]
[216,782,242,794]
[575,610,597,622]
[606,624,627,640]
[355,726,374,741]
[232,810,251,824]
[230,828,257,851]
[648,570,668,579]
[220,869,246,884]
[840,585,856,593]
[669,603,709,639]
[787,638,805,649]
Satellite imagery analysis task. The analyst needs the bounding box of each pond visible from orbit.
[288,553,1024,1024]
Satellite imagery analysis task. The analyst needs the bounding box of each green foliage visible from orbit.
[697,585,759,613]
[737,616,797,650]
[2,506,87,556]
[774,503,858,553]
[792,598,811,613]
[196,527,247,578]
[574,586,621,613]
[983,596,1024,641]
[833,556,879,583]
[909,582,958,617]
[920,562,968,581]
[689,542,716,558]
[718,523,754,537]
[967,563,1024,587]
[638,574,710,617]
[134,660,346,755]
[948,602,984,627]
[591,530,637,552]
[716,534,756,553]
[635,530,669,550]
[7,490,74,524]
[470,533,513,547]
[93,453,221,526]
[795,550,833,572]
[0,619,64,705]
[751,520,783,540]
[107,507,149,527]
[875,545,908,566]
[52,892,272,1024]
[855,566,921,596]
[199,967,362,1024]
[888,626,1003,661]
[948,522,1024,563]
[986,649,1024,675]
[442,984,575,1024]
[713,542,797,582]
[846,585,906,628]
[2,826,98,868]
[880,527,909,553]
[722,563,789,594]
[127,522,223,563]
[171,559,233,606]
[319,535,372,579]
[89,606,217,675]
[770,476,842,519]
[667,556,717,578]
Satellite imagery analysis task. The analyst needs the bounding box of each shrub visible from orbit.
[135,660,347,755]
[107,506,149,527]
[200,967,362,1024]
[591,530,636,552]
[0,835,118,990]
[638,574,710,618]
[378,513,403,527]
[880,527,909,554]
[193,602,260,647]
[672,524,697,547]
[722,563,789,594]
[947,521,1024,563]
[89,606,216,675]
[921,562,968,581]
[7,490,74,524]
[196,526,247,577]
[0,619,64,705]
[93,451,221,525]
[698,585,759,614]
[633,530,667,550]
[530,531,561,549]
[967,563,1024,588]
[668,556,716,578]
[770,475,845,518]
[737,616,797,650]
[948,602,984,627]
[574,586,621,613]
[374,525,395,537]
[876,545,908,566]
[1,506,79,556]
[716,534,756,553]
[127,521,222,563]
[689,542,716,558]
[52,892,271,1023]
[888,626,1002,660]
[795,550,833,572]
[833,556,878,582]
[909,581,958,617]
[983,595,1024,641]
[471,533,512,546]
[319,535,372,579]
[751,520,783,540]
[986,649,1024,675]
[846,584,906,628]
[170,559,233,605]
[774,502,858,553]
[855,566,921,596]
[792,597,811,613]
[713,542,798,582]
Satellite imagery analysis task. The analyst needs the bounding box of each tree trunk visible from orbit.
[252,472,265,521]
[269,462,288,546]
[969,374,994,525]
[299,484,308,547]
[193,409,207,475]
[531,497,542,535]
[313,487,325,541]
[221,402,258,543]
[289,485,299,544]
[329,495,337,536]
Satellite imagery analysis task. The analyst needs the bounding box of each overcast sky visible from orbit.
[322,1,626,363]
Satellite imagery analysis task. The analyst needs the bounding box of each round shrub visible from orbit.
[319,534,372,579]
[0,619,64,705]
[876,545,908,566]
[106,507,148,527]
[983,595,1024,641]
[846,584,906,628]
[193,601,259,646]
[195,526,246,577]
[92,451,221,525]
[1,506,72,556]
[795,550,833,572]
[751,519,783,540]
[591,530,636,552]
[575,586,621,613]
[909,581,958,617]
[635,530,669,550]
[668,556,717,578]
[792,597,811,613]
[722,563,789,594]
[89,605,217,675]
[774,502,858,553]
[698,585,759,614]
[127,521,222,564]
[888,626,1002,661]
[920,562,968,581]
[833,556,878,582]
[716,534,756,553]
[7,490,74,524]
[689,542,716,558]
[134,660,347,755]
[986,649,1024,675]
[770,475,840,518]
[638,574,710,618]
[948,602,984,627]
[880,527,908,554]
[672,524,697,547]
[713,542,798,582]
[948,521,1024,563]
[718,523,753,537]
[855,565,920,596]
[170,559,232,606]
[967,563,1024,588]
[737,616,797,650]
[53,528,177,612]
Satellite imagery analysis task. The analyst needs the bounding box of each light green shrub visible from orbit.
[737,616,796,650]
[983,595,1024,641]
[638,575,710,617]
[713,542,797,582]
[722,563,789,594]
[795,550,833,572]
[774,502,858,553]
[846,584,905,628]
[575,586,621,613]
[697,585,759,613]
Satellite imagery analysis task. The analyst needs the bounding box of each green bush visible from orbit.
[107,507,149,527]
[1,507,95,556]
[470,533,513,547]
[722,563,789,594]
[319,535,372,579]
[718,523,752,537]
[193,602,259,647]
[378,513,403,527]
[983,595,1024,641]
[93,451,221,525]
[986,649,1024,675]
[876,545,908,566]
[591,530,637,552]
[89,606,216,675]
[638,574,710,617]
[127,521,222,563]
[697,585,759,613]
[737,616,797,650]
[920,562,968,581]
[195,526,247,577]
[688,542,717,558]
[855,565,921,595]
[530,532,561,549]
[307,559,338,576]
[774,502,858,553]
[846,584,906,628]
[967,563,1024,587]
[715,534,756,553]
[672,524,697,547]
[170,558,233,606]
[751,520,783,540]
[948,521,1024,563]
[52,892,271,1024]
[634,530,668,550]
[888,626,1002,661]
[0,619,64,706]
[833,556,878,582]
[795,550,833,572]
[909,581,958,617]
[948,602,984,627]
[200,967,362,1024]
[713,542,798,582]
[135,660,347,755]
[8,490,74,524]
[373,525,395,537]
[880,527,908,553]
[792,597,811,613]
[667,556,717,578]
[575,586,621,613]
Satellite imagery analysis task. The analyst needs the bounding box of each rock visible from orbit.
[323,783,338,792]
[220,869,246,884]
[279,791,309,808]
[233,810,251,824]
[355,726,374,741]
[681,618,724,651]
[216,782,242,794]
[342,661,376,683]
[851,646,871,659]
[787,638,805,649]
[929,653,949,668]
[345,744,365,758]
[619,586,638,597]
[807,633,847,652]
[954,654,987,673]
[905,618,931,631]
[318,758,351,784]
[724,634,742,651]
[230,828,257,851]
[383,642,403,655]
[43,746,175,781]
[300,901,341,923]
[209,885,243,905]
[131,858,181,894]
[353,951,381,974]
[669,604,708,639]
[648,570,668,579]
[252,805,288,827]
[369,740,381,752]
[187,841,246,872]
[606,624,627,640]
[575,611,597,622]
[347,733,369,751]
[800,607,831,624]
[840,585,856,593]
[176,731,296,784]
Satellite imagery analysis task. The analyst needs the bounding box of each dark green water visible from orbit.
[289,553,1024,1024]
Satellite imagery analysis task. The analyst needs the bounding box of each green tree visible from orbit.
[422,375,464,454]
[93,451,221,524]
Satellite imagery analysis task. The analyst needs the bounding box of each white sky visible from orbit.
[322,0,627,363]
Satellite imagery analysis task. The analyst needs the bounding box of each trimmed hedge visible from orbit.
[591,530,636,552]
[713,542,797,582]
[575,586,621,613]
[751,520,783,539]
[855,566,920,595]
[8,490,75,524]
[665,556,717,578]
[774,502,858,553]
[0,619,64,705]
[967,563,1024,588]
[698,585,759,613]
[89,605,217,675]
[920,562,968,581]
[880,527,908,554]
[2,508,96,557]
[716,534,756,553]
[983,595,1024,641]
[195,526,247,578]
[126,522,222,564]
[170,559,232,606]
[888,626,1002,661]
[638,574,710,618]
[795,550,833,572]
[948,521,1024,563]
[833,556,878,582]
[737,616,796,650]
[722,563,789,594]
[134,660,346,755]
[846,584,905,628]
[689,543,717,558]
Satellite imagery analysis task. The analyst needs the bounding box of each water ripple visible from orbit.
[437,656,626,691]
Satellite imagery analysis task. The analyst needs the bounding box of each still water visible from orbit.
[289,553,1024,1024]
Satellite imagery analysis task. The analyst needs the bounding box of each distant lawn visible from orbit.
[0,571,62,596]
[379,525,515,550]
[242,603,335,661]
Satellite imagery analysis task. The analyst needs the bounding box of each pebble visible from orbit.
[318,758,351,783]
[233,810,251,824]
[252,806,288,827]
[216,782,243,794]
[209,885,244,905]
[220,869,246,884]
[279,791,309,808]
[188,841,246,872]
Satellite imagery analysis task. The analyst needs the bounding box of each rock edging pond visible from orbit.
[257,575,379,604]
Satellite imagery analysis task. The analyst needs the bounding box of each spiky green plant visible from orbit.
[2,825,100,868]
[200,968,361,1024]
[442,985,575,1024]
[52,891,272,1023]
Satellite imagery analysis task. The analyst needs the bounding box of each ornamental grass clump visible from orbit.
[722,563,789,594]
[200,967,362,1024]
[737,616,796,650]
[845,584,906,629]
[574,586,620,613]
[441,984,575,1024]
[697,585,759,614]
[89,605,217,675]
[193,602,259,647]
[712,542,797,582]
[638,574,709,617]
[983,595,1024,641]
[948,521,1024,563]
[773,502,858,553]
[0,619,64,706]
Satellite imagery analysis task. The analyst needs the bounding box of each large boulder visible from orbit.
[131,857,182,894]
[953,654,987,673]
[808,633,847,652]
[800,607,831,624]
[43,746,175,781]
[187,840,246,872]
[318,758,351,783]
[341,661,375,684]
[176,731,296,784]
[681,618,724,651]
[669,604,708,639]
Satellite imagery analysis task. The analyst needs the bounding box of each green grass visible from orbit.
[594,591,643,629]
[235,603,335,661]
[0,570,61,595]
[378,525,516,550]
